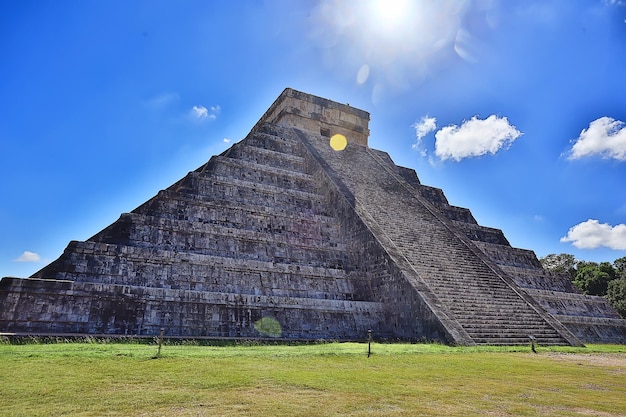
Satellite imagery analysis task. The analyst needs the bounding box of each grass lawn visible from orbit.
[1,341,625,416]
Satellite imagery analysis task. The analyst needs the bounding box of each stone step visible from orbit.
[62,241,353,276]
[498,265,579,293]
[33,242,369,299]
[466,333,564,343]
[452,221,509,245]
[175,173,329,214]
[116,212,344,249]
[430,291,524,303]
[473,335,563,346]
[423,286,527,303]
[228,141,306,172]
[464,327,556,337]
[456,315,557,325]
[473,241,543,269]
[253,122,299,139]
[462,324,559,334]
[442,293,535,304]
[211,156,317,193]
[417,185,449,206]
[448,311,544,322]
[129,193,343,241]
[114,223,348,265]
[524,289,623,319]
[454,318,553,329]
[443,296,536,306]
[244,129,303,156]
[426,280,520,291]
[439,206,477,224]
[42,235,351,281]
[461,322,559,331]
[447,307,544,318]
[457,322,562,338]
[450,315,545,326]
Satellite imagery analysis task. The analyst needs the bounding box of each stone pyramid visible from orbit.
[1,88,625,345]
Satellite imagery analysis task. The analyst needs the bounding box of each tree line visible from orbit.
[539,254,626,318]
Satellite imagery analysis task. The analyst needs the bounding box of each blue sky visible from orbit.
[1,0,626,278]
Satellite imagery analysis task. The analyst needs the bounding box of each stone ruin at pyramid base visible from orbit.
[1,88,625,345]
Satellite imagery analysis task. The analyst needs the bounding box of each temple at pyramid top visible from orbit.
[254,88,371,146]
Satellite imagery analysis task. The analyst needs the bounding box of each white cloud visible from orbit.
[434,115,522,161]
[412,116,437,141]
[223,138,231,144]
[560,219,626,250]
[568,117,626,161]
[192,105,209,119]
[15,251,41,263]
[411,115,437,155]
[191,104,220,121]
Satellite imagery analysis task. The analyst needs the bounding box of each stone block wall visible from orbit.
[0,277,388,338]
[254,88,370,146]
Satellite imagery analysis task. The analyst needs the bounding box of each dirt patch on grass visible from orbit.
[537,406,625,417]
[543,352,626,369]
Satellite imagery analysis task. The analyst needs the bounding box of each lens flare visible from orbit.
[254,317,282,337]
[330,134,348,151]
[357,64,370,84]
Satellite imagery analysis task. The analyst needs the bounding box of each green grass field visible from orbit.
[1,341,624,416]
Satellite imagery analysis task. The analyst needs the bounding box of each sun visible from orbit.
[361,0,419,49]
[370,0,411,30]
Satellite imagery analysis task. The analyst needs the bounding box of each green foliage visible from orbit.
[607,279,626,318]
[549,254,626,316]
[614,256,626,279]
[539,253,577,279]
[572,261,617,296]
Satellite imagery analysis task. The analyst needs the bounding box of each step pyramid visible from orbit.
[1,88,625,345]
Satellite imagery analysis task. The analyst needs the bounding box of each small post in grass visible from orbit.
[156,328,165,357]
[367,329,372,358]
[528,335,537,354]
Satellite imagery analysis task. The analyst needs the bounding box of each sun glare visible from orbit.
[310,0,473,100]
[372,0,410,28]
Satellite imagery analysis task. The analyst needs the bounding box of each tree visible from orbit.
[539,253,577,279]
[607,278,626,318]
[614,256,626,279]
[572,261,617,296]
[541,254,625,318]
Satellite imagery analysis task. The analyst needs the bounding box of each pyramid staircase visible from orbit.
[295,128,578,345]
[411,174,626,344]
